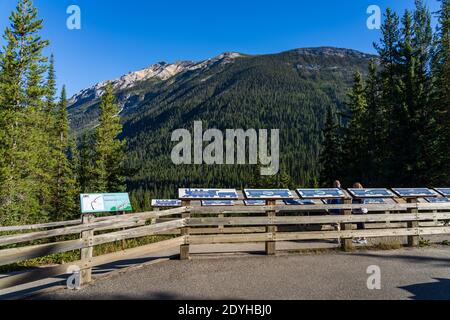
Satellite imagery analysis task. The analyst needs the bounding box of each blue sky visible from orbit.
[0,0,441,97]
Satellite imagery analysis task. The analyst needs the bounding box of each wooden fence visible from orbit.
[1,199,450,290]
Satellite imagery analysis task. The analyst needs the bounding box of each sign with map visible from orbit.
[201,200,235,206]
[425,197,450,203]
[244,189,293,199]
[297,188,345,199]
[348,188,395,198]
[151,200,182,207]
[392,188,439,198]
[80,193,133,214]
[435,188,450,197]
[284,199,315,205]
[244,200,267,206]
[362,198,387,204]
[179,189,238,200]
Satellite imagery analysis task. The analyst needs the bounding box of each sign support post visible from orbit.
[266,200,277,255]
[180,200,191,260]
[407,198,419,247]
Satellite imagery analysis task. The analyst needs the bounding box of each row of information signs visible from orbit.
[78,188,450,213]
[150,188,450,207]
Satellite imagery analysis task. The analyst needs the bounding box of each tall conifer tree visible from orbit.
[0,0,49,224]
[91,83,127,193]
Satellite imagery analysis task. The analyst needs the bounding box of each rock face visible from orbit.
[69,52,243,105]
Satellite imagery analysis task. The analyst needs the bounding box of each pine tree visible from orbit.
[319,106,343,187]
[91,83,127,192]
[411,1,434,185]
[397,10,417,184]
[374,8,406,186]
[0,0,49,224]
[48,86,78,220]
[364,59,386,186]
[77,133,95,193]
[432,0,450,184]
[343,71,368,185]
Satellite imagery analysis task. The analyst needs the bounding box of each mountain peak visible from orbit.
[69,52,244,104]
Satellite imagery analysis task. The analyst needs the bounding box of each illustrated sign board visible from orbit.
[348,188,395,198]
[284,199,315,205]
[244,200,266,206]
[80,193,132,214]
[392,188,439,198]
[179,189,238,200]
[425,197,450,203]
[297,189,345,199]
[244,189,293,200]
[151,200,182,207]
[201,200,235,206]
[435,188,450,197]
[362,198,387,204]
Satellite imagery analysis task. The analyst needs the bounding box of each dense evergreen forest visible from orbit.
[69,48,376,209]
[0,0,126,225]
[0,0,448,223]
[320,0,450,189]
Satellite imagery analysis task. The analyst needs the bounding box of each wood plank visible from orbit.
[0,239,84,266]
[93,219,185,246]
[0,208,188,247]
[188,233,272,245]
[0,220,81,232]
[188,203,416,214]
[187,212,450,227]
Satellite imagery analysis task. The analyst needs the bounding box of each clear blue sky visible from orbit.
[0,0,441,97]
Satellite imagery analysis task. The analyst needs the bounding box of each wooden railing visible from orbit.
[1,201,450,290]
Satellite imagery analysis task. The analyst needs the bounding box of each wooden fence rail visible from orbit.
[1,202,450,291]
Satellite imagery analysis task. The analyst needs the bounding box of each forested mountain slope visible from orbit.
[68,47,375,199]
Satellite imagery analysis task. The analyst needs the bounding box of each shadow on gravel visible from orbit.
[37,290,211,300]
[352,252,450,267]
[400,278,450,300]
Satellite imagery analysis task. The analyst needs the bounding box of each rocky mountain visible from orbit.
[68,52,243,128]
[68,47,375,197]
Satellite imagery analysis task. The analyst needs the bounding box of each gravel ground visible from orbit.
[37,246,450,300]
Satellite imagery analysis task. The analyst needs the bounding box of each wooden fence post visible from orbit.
[152,207,160,225]
[341,198,354,251]
[218,213,225,234]
[407,198,419,247]
[80,214,94,285]
[265,200,276,255]
[180,200,191,260]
